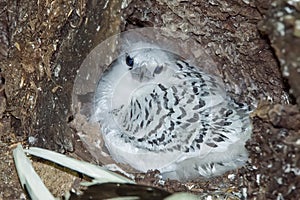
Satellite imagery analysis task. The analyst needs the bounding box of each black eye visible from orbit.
[126,54,134,69]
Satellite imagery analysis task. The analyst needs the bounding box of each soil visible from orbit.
[0,0,299,199]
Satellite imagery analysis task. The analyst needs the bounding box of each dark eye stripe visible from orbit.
[126,53,134,69]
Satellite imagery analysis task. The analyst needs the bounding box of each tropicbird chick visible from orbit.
[93,45,252,181]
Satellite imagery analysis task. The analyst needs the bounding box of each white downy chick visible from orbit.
[93,44,252,181]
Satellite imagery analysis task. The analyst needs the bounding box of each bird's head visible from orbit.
[121,48,172,83]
